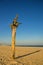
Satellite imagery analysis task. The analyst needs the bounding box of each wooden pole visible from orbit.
[10,15,21,59]
[11,25,16,59]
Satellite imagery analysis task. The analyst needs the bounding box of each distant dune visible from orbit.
[0,45,43,65]
[16,45,43,47]
[0,43,43,47]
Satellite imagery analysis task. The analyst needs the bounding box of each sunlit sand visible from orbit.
[0,45,43,65]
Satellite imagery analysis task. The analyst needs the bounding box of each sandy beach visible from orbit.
[0,46,43,65]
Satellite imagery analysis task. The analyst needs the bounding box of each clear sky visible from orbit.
[0,0,43,45]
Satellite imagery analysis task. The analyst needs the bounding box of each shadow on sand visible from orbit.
[15,50,40,59]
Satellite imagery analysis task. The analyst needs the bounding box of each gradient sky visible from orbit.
[0,0,43,45]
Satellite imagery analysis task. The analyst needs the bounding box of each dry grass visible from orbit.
[0,46,43,65]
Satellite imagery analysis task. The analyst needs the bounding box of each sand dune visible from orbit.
[0,46,43,65]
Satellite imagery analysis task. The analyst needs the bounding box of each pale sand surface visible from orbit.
[0,46,43,65]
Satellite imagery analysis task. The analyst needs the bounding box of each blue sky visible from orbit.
[0,0,43,45]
